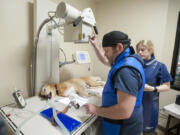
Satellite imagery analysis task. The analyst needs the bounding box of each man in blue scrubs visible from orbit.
[84,31,145,135]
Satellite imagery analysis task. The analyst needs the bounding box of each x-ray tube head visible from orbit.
[56,1,81,22]
[55,1,98,43]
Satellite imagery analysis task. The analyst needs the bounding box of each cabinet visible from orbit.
[170,12,180,90]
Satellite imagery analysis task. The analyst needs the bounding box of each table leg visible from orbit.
[165,115,171,135]
[176,121,180,135]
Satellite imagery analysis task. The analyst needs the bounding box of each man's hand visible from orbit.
[89,33,97,47]
[88,33,110,66]
[83,103,97,115]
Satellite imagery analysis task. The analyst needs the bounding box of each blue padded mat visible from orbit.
[40,108,81,133]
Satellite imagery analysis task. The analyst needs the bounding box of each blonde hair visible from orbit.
[136,40,154,56]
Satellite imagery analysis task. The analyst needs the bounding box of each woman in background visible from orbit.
[136,40,172,135]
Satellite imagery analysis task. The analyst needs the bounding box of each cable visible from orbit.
[57,18,64,35]
[48,11,56,18]
[59,48,67,62]
[59,60,76,68]
[15,103,48,135]
[47,20,54,83]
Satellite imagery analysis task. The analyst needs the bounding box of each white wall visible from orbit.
[0,0,33,105]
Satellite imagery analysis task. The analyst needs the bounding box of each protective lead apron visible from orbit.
[102,48,145,135]
[102,76,121,135]
[143,58,161,132]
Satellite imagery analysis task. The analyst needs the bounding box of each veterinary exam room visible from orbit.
[1,0,180,135]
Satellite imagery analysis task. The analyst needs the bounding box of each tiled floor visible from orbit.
[156,128,165,135]
[142,128,179,135]
[141,128,164,135]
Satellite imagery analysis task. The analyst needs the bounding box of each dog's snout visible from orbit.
[43,92,52,100]
[47,92,52,99]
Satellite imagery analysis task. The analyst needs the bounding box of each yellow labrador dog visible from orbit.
[40,77,104,99]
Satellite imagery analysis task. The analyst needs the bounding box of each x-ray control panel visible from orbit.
[73,51,91,64]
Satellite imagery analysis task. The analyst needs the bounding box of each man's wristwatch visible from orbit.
[153,87,158,92]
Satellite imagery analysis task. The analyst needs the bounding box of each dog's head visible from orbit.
[39,84,57,99]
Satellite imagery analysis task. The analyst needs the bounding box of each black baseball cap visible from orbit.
[102,31,131,47]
